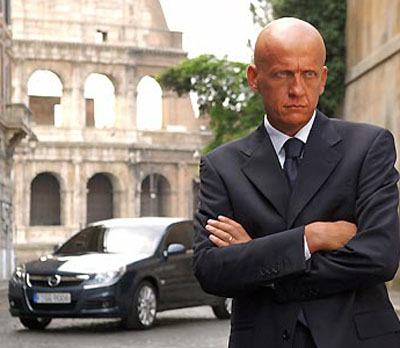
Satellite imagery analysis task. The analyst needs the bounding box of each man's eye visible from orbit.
[304,71,316,78]
[274,71,289,77]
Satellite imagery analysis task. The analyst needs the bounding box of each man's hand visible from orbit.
[206,216,252,247]
[305,220,357,253]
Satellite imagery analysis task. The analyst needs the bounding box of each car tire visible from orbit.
[212,298,232,319]
[19,317,52,330]
[122,281,157,330]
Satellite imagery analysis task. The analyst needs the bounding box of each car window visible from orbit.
[104,226,163,255]
[164,221,193,250]
[55,226,105,254]
[55,224,165,256]
[184,222,195,248]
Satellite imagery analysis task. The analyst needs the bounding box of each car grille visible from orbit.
[26,274,89,288]
[30,303,77,311]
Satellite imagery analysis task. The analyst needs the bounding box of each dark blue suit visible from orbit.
[193,111,400,347]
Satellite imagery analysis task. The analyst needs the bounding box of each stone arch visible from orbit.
[136,75,163,130]
[86,172,116,223]
[30,172,61,226]
[27,69,64,126]
[84,73,116,128]
[140,173,171,217]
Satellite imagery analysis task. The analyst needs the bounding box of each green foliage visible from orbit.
[268,0,347,116]
[157,55,264,152]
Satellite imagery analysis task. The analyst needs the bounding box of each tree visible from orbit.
[157,54,263,152]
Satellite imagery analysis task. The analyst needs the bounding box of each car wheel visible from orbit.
[212,298,232,319]
[122,281,157,330]
[19,317,52,330]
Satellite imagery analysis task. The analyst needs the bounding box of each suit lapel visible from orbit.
[287,112,343,227]
[240,125,290,219]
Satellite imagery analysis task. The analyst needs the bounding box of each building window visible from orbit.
[136,76,163,130]
[84,73,115,128]
[95,30,108,43]
[140,174,171,217]
[30,173,61,226]
[87,173,113,223]
[27,70,63,126]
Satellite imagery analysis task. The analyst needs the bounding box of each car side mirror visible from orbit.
[163,243,186,258]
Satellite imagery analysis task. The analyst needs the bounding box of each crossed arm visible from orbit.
[207,216,357,254]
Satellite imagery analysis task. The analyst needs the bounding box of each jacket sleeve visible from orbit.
[274,129,400,302]
[193,154,307,298]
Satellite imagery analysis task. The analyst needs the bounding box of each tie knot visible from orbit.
[284,138,304,159]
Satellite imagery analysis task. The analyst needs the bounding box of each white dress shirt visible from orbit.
[263,111,316,260]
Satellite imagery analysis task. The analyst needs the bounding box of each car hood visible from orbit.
[24,252,149,275]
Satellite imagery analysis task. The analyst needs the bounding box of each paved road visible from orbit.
[0,295,230,348]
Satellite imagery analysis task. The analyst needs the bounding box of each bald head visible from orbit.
[247,17,328,136]
[254,17,326,68]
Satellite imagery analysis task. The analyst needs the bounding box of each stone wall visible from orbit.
[344,0,400,135]
[11,0,181,49]
[0,130,14,279]
[0,0,33,280]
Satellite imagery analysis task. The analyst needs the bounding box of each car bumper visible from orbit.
[8,281,125,319]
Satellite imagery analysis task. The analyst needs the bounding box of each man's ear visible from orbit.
[319,65,328,95]
[247,65,259,93]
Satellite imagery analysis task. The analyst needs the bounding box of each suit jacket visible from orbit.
[193,111,400,348]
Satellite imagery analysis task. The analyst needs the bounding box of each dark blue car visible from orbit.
[8,217,231,330]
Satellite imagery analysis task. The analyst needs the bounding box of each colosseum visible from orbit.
[10,0,210,263]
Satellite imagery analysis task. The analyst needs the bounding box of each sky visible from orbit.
[159,0,261,63]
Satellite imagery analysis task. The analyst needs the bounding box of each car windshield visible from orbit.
[55,225,165,256]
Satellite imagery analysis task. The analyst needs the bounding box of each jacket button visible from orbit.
[271,267,280,275]
[260,267,272,276]
[282,329,290,340]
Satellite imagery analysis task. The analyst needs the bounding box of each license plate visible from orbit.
[33,292,71,304]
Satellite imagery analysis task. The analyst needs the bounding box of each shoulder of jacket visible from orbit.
[330,117,388,136]
[204,128,260,160]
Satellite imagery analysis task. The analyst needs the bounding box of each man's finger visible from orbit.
[207,219,235,234]
[209,234,228,247]
[218,215,240,228]
[206,224,232,241]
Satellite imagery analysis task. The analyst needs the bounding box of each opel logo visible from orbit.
[48,274,61,287]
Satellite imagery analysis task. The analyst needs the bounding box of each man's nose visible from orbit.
[288,74,305,97]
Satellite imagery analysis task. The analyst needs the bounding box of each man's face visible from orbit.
[248,40,327,136]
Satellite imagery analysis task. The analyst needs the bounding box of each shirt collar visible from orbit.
[264,110,316,156]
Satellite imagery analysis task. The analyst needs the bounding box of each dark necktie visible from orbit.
[283,138,308,327]
[283,138,304,189]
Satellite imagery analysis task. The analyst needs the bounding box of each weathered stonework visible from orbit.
[0,0,32,278]
[11,0,211,263]
[344,0,400,287]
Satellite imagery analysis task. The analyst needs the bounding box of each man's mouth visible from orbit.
[285,105,307,108]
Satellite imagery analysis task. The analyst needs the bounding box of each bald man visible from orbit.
[193,18,400,348]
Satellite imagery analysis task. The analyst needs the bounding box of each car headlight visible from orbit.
[12,266,26,284]
[84,266,126,289]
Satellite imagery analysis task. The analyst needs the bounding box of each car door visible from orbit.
[158,221,195,306]
[182,221,215,303]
